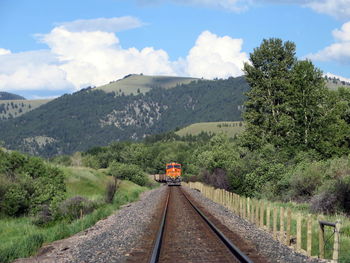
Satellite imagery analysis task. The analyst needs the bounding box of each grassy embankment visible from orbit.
[0,166,147,263]
[176,121,245,138]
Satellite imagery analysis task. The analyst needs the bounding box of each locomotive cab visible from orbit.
[165,162,182,186]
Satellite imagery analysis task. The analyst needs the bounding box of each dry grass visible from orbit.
[176,121,245,138]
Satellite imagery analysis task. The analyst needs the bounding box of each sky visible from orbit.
[1,0,350,99]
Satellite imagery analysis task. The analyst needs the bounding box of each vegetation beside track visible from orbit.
[0,161,148,263]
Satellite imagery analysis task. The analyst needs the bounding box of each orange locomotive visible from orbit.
[165,162,182,186]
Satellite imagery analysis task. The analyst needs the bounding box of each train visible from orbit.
[153,162,182,186]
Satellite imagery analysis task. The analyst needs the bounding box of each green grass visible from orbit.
[97,74,198,95]
[176,121,245,138]
[0,99,51,119]
[0,166,148,263]
[62,166,111,200]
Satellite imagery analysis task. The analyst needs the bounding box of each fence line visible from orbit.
[185,182,342,262]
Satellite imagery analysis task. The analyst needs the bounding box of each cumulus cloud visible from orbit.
[307,21,350,64]
[0,48,11,55]
[0,16,248,94]
[0,50,73,91]
[57,16,144,32]
[39,26,176,89]
[186,31,248,79]
[305,0,350,20]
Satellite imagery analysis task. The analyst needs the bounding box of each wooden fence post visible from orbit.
[247,197,251,220]
[243,197,246,219]
[255,200,260,226]
[307,214,312,257]
[286,208,291,246]
[280,207,284,243]
[318,216,325,259]
[266,204,271,231]
[260,201,264,227]
[273,207,277,240]
[297,214,302,251]
[332,220,341,263]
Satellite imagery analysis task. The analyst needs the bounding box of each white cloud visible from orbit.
[0,50,73,91]
[333,21,350,41]
[0,16,248,94]
[0,48,11,55]
[305,0,350,20]
[39,26,176,89]
[140,0,350,19]
[186,31,248,79]
[307,21,350,64]
[57,16,144,32]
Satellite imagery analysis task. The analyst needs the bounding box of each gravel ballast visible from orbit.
[182,186,326,263]
[14,186,167,263]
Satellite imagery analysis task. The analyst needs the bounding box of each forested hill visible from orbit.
[0,91,26,100]
[0,76,248,157]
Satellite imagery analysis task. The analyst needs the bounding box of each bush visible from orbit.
[57,196,96,221]
[105,180,119,203]
[50,155,72,166]
[202,168,229,190]
[1,184,28,216]
[32,205,53,226]
[107,162,147,186]
[0,150,66,217]
[287,162,325,202]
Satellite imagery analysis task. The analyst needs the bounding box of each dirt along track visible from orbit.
[127,186,268,263]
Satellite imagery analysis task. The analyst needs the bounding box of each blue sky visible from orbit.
[0,0,350,99]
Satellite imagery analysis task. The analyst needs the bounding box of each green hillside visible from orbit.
[97,74,199,95]
[0,76,248,157]
[0,99,51,120]
[176,121,245,138]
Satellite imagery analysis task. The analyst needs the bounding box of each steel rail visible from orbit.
[180,187,254,263]
[149,188,170,263]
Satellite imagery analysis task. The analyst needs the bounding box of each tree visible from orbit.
[242,38,296,150]
[242,38,342,157]
[288,60,327,150]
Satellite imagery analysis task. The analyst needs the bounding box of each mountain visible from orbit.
[0,76,248,157]
[0,99,51,120]
[98,74,199,95]
[0,91,26,100]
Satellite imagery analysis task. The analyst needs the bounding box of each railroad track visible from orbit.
[150,186,254,263]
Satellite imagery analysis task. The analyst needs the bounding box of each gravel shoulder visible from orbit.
[182,186,326,263]
[14,186,167,263]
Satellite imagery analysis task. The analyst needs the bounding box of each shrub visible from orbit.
[202,168,229,190]
[1,184,28,216]
[310,190,338,214]
[107,162,147,186]
[287,162,325,202]
[58,196,96,221]
[32,204,53,226]
[50,155,72,166]
[105,180,119,203]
